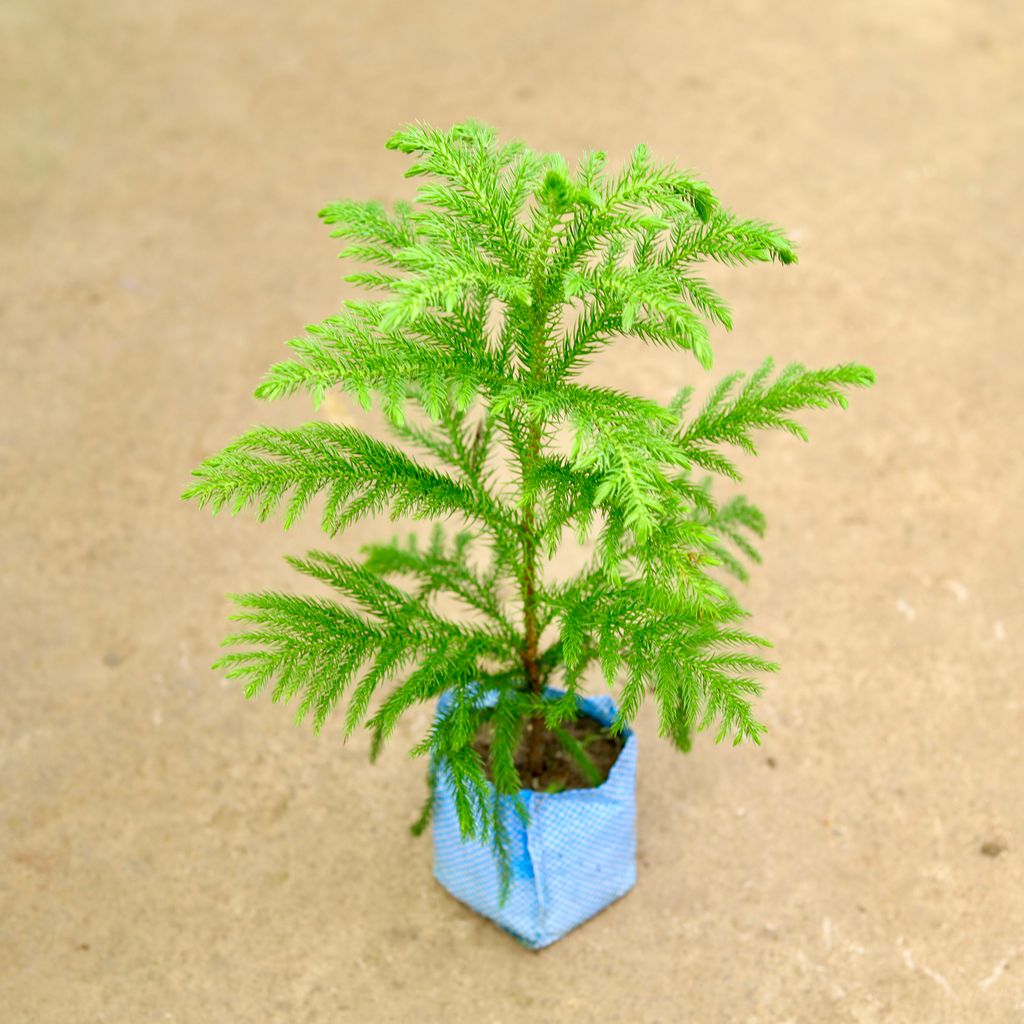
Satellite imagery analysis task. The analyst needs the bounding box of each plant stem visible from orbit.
[522,421,544,779]
[521,205,560,781]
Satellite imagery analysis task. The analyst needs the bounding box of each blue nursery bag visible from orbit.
[432,690,637,949]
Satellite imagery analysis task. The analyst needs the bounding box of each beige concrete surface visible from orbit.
[2,1,1023,1021]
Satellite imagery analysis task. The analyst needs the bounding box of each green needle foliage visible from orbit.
[183,120,873,853]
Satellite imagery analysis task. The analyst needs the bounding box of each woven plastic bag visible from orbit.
[432,689,637,949]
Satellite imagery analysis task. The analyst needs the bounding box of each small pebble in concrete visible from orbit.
[980,840,1007,858]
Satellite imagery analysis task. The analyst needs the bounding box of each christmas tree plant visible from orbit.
[183,121,873,859]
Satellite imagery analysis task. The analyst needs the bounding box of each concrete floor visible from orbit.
[2,1,1022,1021]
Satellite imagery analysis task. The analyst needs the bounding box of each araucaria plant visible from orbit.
[184,121,873,882]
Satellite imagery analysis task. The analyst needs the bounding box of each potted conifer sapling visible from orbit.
[183,121,874,948]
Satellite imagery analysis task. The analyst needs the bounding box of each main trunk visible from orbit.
[521,209,557,782]
[521,425,545,781]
